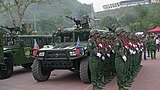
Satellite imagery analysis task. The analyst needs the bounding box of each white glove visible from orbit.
[96,53,102,58]
[129,49,133,54]
[112,50,115,53]
[109,45,111,48]
[140,49,143,52]
[122,55,127,62]
[129,42,132,46]
[107,54,110,58]
[136,48,139,51]
[99,44,102,48]
[133,51,136,55]
[102,56,105,60]
[133,44,136,47]
[125,46,128,49]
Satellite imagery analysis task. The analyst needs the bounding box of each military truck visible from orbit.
[32,28,92,83]
[0,28,52,79]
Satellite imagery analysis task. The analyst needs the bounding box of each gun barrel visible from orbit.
[66,16,73,20]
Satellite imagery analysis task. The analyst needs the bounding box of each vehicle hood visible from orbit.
[39,42,87,51]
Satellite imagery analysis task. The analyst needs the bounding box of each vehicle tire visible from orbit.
[21,63,32,68]
[80,57,91,84]
[32,59,51,82]
[0,58,13,79]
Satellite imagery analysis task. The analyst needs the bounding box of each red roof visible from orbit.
[147,26,160,32]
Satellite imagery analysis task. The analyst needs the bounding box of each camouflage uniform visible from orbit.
[149,36,156,59]
[87,29,102,90]
[95,32,105,88]
[114,29,128,90]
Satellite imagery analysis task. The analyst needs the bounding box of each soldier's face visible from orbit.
[94,33,99,38]
[100,35,103,38]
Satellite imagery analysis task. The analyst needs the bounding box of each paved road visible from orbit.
[0,52,160,90]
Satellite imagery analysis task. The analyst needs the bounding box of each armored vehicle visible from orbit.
[32,28,92,83]
[0,27,52,79]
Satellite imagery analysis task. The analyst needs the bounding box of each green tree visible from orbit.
[119,14,138,26]
[100,16,118,29]
[0,0,56,27]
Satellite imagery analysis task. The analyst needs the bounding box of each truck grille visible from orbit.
[46,51,67,58]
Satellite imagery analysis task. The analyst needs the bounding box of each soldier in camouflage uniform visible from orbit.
[87,29,103,90]
[109,33,116,77]
[95,31,106,88]
[149,36,156,59]
[114,28,128,90]
[101,32,111,84]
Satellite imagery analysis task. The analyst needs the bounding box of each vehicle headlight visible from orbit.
[39,52,45,56]
[69,51,76,56]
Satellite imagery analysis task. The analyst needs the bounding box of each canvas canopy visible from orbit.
[147,26,160,32]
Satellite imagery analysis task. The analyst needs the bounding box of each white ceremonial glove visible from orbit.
[112,50,115,53]
[140,49,143,52]
[129,42,132,46]
[133,51,136,55]
[102,56,105,60]
[136,48,139,51]
[107,54,110,58]
[122,55,127,62]
[125,46,128,49]
[133,44,136,47]
[99,44,102,48]
[96,53,102,58]
[129,49,133,54]
[109,45,111,48]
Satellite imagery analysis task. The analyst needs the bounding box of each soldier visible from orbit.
[142,36,147,60]
[146,37,151,57]
[102,32,111,84]
[123,32,132,87]
[87,29,102,90]
[149,36,156,59]
[114,28,128,90]
[95,31,106,88]
[109,33,116,77]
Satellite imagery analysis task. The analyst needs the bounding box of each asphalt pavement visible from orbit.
[0,52,160,90]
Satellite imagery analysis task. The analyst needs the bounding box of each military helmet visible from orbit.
[90,29,98,36]
[98,31,103,35]
[102,32,109,37]
[115,28,125,35]
[83,14,89,18]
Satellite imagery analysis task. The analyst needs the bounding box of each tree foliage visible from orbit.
[0,0,52,27]
[100,16,118,29]
[98,4,160,32]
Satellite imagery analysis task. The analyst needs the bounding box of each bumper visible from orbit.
[37,58,73,69]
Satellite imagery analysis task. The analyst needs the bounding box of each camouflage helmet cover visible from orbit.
[115,28,125,35]
[102,32,109,37]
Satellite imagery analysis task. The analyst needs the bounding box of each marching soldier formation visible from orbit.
[87,28,144,90]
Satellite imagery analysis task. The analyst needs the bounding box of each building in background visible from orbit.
[151,0,160,3]
[103,0,159,10]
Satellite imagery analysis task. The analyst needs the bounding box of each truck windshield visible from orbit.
[53,30,90,43]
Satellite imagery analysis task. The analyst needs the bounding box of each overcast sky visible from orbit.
[77,0,123,12]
